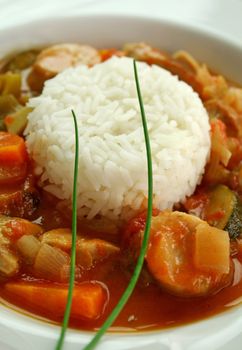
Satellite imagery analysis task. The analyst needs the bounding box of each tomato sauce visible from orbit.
[0,193,241,331]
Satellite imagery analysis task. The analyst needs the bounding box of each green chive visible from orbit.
[55,110,79,350]
[82,59,153,350]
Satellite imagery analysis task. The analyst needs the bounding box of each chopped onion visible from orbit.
[34,243,70,281]
[17,235,41,264]
[194,223,230,274]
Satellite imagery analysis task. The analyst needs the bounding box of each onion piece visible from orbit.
[194,223,230,274]
[34,243,70,281]
[17,235,41,264]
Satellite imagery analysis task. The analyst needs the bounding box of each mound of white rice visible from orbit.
[25,56,210,220]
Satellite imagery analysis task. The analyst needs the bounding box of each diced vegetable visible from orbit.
[76,239,120,269]
[194,222,230,274]
[0,246,19,277]
[123,42,203,96]
[3,50,40,72]
[0,232,9,246]
[40,228,72,251]
[196,64,228,100]
[5,281,107,319]
[0,132,27,164]
[0,73,21,97]
[0,95,19,117]
[204,119,231,184]
[4,107,32,135]
[205,99,241,138]
[0,216,43,240]
[0,132,28,184]
[34,243,70,281]
[40,229,120,269]
[129,211,234,297]
[204,185,242,238]
[17,235,41,264]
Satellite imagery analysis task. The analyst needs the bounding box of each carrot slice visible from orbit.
[4,281,107,320]
[3,217,43,240]
[0,132,28,184]
[0,132,27,164]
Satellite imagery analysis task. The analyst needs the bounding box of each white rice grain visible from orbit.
[25,56,210,220]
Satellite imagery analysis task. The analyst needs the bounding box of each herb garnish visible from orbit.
[82,59,153,350]
[56,59,153,350]
[55,110,79,350]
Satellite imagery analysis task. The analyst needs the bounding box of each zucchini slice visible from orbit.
[204,185,242,239]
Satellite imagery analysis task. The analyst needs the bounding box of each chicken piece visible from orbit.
[123,42,203,96]
[76,238,120,269]
[0,246,19,277]
[0,211,43,279]
[40,228,72,251]
[39,228,120,269]
[0,215,43,241]
[0,231,9,246]
[224,87,242,114]
[205,99,242,138]
[124,210,233,297]
[0,215,42,279]
[28,44,101,92]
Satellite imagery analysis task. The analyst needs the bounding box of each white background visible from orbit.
[0,0,241,45]
[0,0,241,349]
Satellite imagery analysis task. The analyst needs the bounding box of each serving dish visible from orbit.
[0,14,241,350]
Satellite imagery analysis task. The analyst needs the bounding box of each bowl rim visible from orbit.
[0,13,242,51]
[0,12,241,349]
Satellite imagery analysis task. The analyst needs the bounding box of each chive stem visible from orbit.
[82,59,153,350]
[55,110,79,350]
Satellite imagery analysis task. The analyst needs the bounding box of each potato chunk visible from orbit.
[194,223,230,274]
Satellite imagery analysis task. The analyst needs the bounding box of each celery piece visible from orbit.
[0,73,21,97]
[5,107,32,135]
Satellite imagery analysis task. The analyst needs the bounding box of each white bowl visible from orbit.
[0,14,241,350]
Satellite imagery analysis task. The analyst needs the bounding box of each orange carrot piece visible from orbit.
[0,132,27,165]
[0,132,28,184]
[5,281,107,319]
